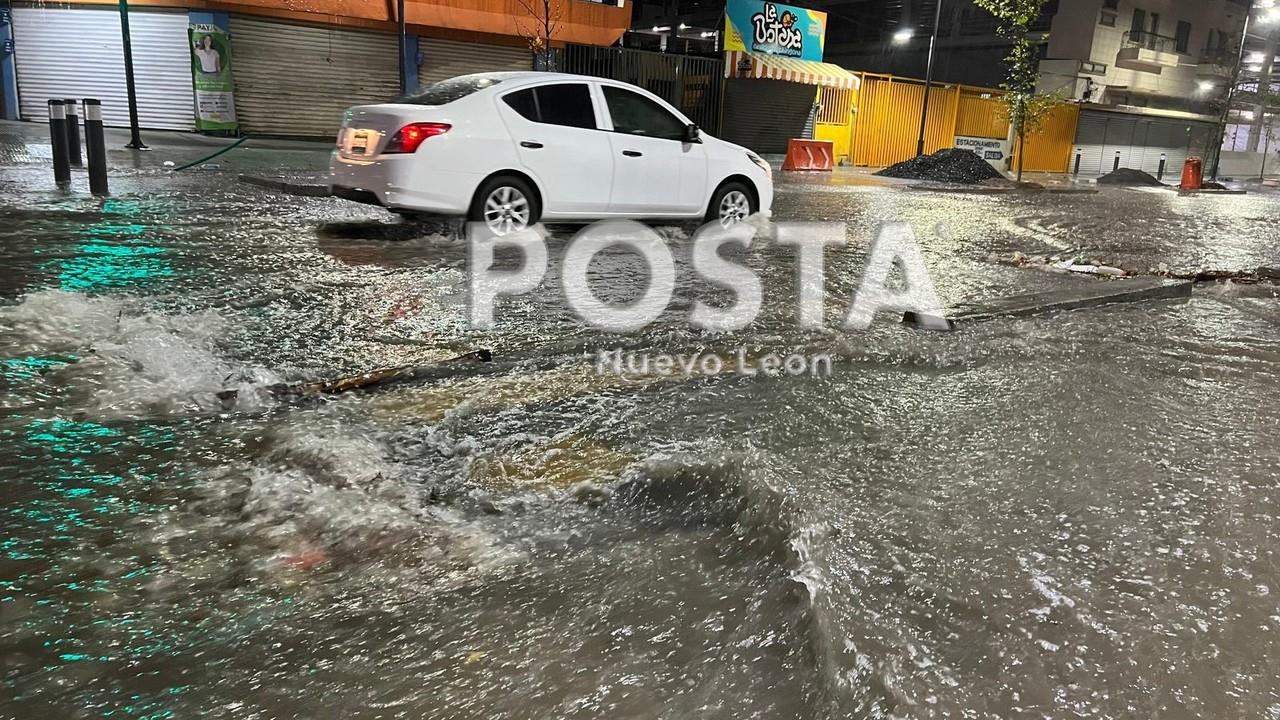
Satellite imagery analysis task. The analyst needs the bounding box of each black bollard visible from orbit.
[1073,150,1081,176]
[83,99,109,196]
[63,99,83,167]
[1157,153,1167,181]
[1113,151,1121,172]
[48,100,71,187]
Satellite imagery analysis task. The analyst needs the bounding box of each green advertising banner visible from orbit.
[188,23,237,132]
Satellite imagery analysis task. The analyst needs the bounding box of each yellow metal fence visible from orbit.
[1012,102,1081,175]
[807,71,1081,174]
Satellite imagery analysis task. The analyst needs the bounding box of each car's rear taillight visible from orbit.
[384,122,451,153]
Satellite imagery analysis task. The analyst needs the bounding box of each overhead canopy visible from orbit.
[725,50,859,90]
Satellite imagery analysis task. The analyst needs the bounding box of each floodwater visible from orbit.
[3,145,1280,719]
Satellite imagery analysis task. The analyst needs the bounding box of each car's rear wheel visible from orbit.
[470,176,540,234]
[706,181,756,228]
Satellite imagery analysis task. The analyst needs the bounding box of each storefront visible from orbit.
[418,37,531,87]
[229,15,399,137]
[718,0,857,154]
[10,3,195,130]
[1073,107,1218,177]
[5,0,630,137]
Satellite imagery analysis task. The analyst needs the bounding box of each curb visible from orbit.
[904,277,1192,327]
[907,184,1099,195]
[1178,188,1248,195]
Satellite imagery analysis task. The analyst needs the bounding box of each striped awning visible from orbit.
[724,50,859,90]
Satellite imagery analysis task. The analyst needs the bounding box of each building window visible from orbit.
[1175,21,1191,53]
[1081,60,1108,76]
[1100,11,1117,26]
[1103,0,1118,8]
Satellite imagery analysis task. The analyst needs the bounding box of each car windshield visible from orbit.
[395,74,506,105]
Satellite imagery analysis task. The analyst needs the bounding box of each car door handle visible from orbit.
[622,150,643,157]
[520,141,543,149]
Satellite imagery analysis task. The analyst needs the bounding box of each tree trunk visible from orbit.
[1016,97,1027,183]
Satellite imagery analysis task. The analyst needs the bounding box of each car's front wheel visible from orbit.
[470,175,540,235]
[706,181,756,228]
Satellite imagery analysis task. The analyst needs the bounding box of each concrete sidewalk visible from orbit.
[0,119,334,174]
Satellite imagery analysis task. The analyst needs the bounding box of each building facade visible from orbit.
[819,0,1056,87]
[1038,0,1248,114]
[1036,0,1251,177]
[0,0,631,136]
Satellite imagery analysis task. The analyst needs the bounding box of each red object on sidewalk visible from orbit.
[1180,156,1203,190]
[782,139,835,172]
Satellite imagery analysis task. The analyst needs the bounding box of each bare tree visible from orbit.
[513,0,563,71]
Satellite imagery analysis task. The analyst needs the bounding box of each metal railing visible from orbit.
[559,45,724,134]
[1123,30,1176,53]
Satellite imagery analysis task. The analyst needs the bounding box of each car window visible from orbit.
[397,74,505,105]
[502,88,539,122]
[536,84,596,129]
[602,86,687,141]
[501,84,596,130]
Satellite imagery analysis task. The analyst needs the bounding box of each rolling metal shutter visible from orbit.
[11,5,194,130]
[1076,109,1215,178]
[1137,119,1213,177]
[721,78,815,154]
[230,16,399,138]
[1073,111,1108,176]
[1101,115,1138,173]
[418,38,532,87]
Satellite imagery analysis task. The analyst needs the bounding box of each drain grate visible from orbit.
[0,134,41,165]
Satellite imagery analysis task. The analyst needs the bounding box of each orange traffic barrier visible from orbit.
[1180,156,1203,190]
[782,139,835,172]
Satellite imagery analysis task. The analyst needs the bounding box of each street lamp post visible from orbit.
[118,0,146,149]
[916,0,944,157]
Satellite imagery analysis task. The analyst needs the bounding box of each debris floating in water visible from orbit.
[995,252,1280,283]
[874,148,1006,184]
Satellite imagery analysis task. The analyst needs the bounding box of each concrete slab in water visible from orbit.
[904,277,1193,327]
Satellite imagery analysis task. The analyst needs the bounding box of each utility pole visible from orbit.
[1211,10,1251,179]
[1247,35,1277,151]
[916,0,944,157]
[118,0,147,149]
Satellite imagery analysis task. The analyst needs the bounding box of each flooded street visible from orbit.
[3,141,1280,719]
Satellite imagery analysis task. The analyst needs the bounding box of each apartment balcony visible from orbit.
[1116,30,1181,73]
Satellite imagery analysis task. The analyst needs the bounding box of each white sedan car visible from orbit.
[329,72,773,232]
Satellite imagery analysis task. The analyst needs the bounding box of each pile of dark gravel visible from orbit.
[1096,167,1165,186]
[874,148,1006,184]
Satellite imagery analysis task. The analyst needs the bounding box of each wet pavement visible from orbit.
[3,123,1280,719]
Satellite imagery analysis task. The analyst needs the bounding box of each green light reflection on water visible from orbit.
[35,199,177,291]
[5,419,175,559]
[1,356,76,382]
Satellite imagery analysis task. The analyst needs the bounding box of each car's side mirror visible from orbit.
[684,124,701,143]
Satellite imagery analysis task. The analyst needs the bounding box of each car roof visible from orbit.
[446,71,694,124]
[452,71,645,90]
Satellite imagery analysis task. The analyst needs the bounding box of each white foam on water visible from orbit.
[244,420,519,577]
[1,289,281,417]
